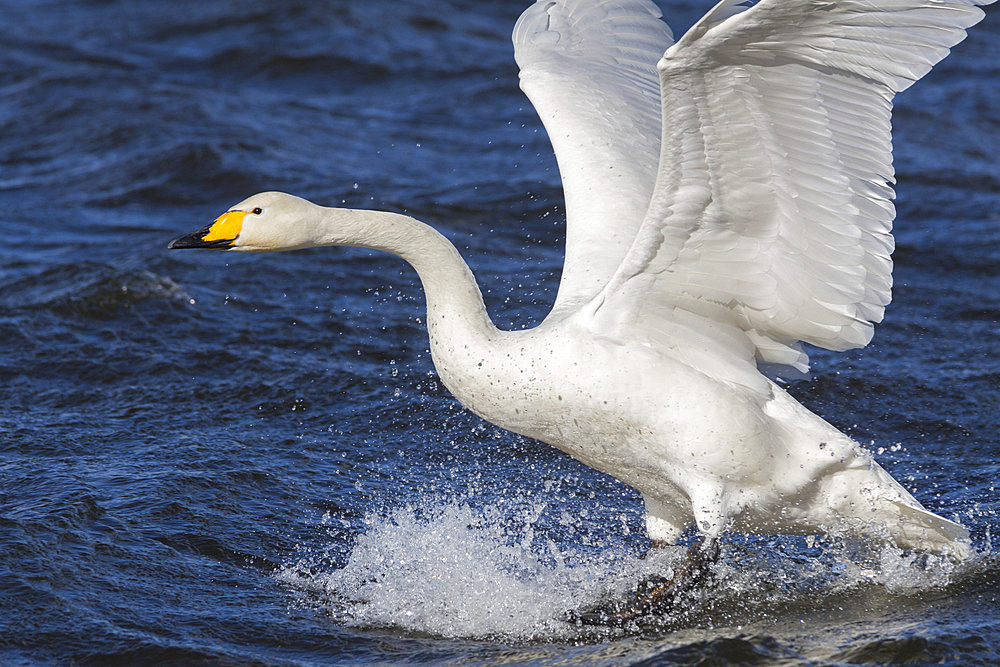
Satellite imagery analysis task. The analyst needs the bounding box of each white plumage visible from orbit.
[172,0,995,559]
[519,0,991,377]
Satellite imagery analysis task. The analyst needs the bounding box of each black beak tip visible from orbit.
[167,226,235,250]
[168,226,209,250]
[168,233,199,250]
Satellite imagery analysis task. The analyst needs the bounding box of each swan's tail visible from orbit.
[770,387,971,558]
[827,459,971,559]
[885,499,970,559]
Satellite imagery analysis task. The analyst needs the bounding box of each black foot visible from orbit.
[566,537,720,627]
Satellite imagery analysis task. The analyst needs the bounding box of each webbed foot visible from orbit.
[566,537,720,627]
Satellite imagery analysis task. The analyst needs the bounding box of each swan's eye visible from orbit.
[252,207,263,215]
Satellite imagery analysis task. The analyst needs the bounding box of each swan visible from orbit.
[170,0,992,611]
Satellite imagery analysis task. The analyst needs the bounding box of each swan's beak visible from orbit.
[168,210,247,249]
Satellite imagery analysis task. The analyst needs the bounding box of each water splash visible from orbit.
[278,496,990,641]
[279,496,666,639]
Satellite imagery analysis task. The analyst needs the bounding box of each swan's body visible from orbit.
[170,0,995,557]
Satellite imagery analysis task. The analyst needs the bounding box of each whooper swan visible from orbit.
[170,0,994,619]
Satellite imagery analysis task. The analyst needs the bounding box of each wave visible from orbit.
[1,262,194,316]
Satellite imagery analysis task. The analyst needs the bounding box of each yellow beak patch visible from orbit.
[203,210,249,243]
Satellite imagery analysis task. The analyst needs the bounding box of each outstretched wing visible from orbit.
[514,0,675,314]
[589,0,994,377]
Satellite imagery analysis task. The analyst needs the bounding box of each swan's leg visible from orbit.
[565,495,717,626]
[568,535,720,626]
[629,535,720,611]
[643,493,687,547]
[642,495,686,557]
[614,494,726,615]
[645,539,672,553]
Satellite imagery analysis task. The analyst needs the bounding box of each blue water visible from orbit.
[2,0,999,664]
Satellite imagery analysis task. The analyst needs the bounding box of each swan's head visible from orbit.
[168,191,327,252]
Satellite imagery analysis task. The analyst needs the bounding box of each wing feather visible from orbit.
[590,0,993,378]
[513,0,674,314]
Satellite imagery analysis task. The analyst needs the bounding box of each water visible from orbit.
[1,0,999,663]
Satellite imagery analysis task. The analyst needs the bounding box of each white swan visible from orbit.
[171,0,994,564]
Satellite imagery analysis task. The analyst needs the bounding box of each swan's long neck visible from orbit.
[316,207,500,372]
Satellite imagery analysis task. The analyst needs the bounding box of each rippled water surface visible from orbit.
[2,0,1000,664]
